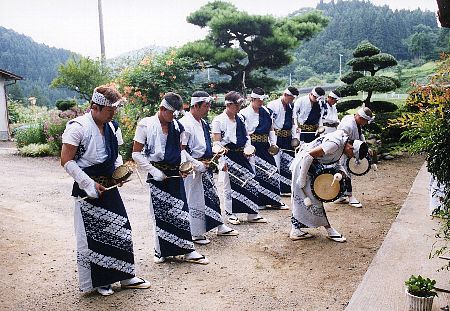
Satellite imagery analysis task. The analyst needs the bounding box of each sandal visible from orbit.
[192,235,211,245]
[217,229,239,236]
[327,234,347,243]
[348,197,362,208]
[183,254,210,265]
[267,203,289,210]
[247,216,268,223]
[121,277,151,289]
[349,201,362,208]
[227,215,241,225]
[97,285,114,296]
[290,229,314,241]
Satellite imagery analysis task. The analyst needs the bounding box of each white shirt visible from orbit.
[133,115,170,162]
[62,112,123,169]
[338,115,365,141]
[321,101,339,125]
[239,105,260,134]
[293,94,314,125]
[179,112,208,159]
[267,98,288,130]
[211,111,239,145]
[290,130,348,171]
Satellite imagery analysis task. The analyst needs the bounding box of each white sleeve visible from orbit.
[62,122,83,146]
[133,121,148,144]
[211,118,222,134]
[321,140,339,155]
[180,128,190,146]
[116,127,124,145]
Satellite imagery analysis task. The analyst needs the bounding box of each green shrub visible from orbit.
[336,99,363,113]
[7,99,21,123]
[44,107,84,155]
[18,143,52,157]
[14,123,46,148]
[366,111,405,143]
[55,99,77,111]
[405,275,437,297]
[366,101,398,113]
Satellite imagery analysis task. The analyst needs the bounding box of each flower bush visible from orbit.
[9,99,84,155]
[116,49,197,159]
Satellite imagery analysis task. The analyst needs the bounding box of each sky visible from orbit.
[0,0,439,59]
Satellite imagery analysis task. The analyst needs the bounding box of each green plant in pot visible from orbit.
[405,275,438,311]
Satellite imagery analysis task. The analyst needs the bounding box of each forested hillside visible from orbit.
[274,0,449,84]
[0,27,76,106]
[1,0,447,106]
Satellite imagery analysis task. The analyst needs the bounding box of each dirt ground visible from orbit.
[0,141,425,311]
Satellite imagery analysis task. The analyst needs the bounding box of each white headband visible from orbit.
[225,98,245,105]
[91,90,123,107]
[190,96,213,106]
[250,92,269,101]
[284,89,297,98]
[357,108,375,123]
[329,91,340,101]
[160,98,176,111]
[311,89,324,101]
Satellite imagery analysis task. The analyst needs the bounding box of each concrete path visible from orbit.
[346,163,449,311]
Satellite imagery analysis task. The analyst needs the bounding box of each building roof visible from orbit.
[0,69,23,81]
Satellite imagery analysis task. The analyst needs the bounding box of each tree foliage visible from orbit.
[178,0,328,92]
[391,53,450,270]
[274,0,447,84]
[0,26,76,106]
[340,41,399,106]
[50,56,112,101]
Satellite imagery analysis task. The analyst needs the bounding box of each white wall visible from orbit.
[0,76,10,140]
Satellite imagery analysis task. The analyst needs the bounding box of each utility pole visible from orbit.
[339,54,343,79]
[98,0,106,64]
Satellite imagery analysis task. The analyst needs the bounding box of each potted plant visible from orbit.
[405,274,438,311]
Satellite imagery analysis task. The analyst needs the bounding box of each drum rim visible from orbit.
[346,157,371,176]
[112,165,133,182]
[310,168,344,202]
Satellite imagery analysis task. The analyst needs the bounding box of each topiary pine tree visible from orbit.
[178,1,329,93]
[336,41,400,109]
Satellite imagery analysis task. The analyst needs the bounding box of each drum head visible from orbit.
[112,165,132,182]
[311,170,342,202]
[180,162,194,174]
[347,157,370,176]
[243,145,256,156]
[268,145,280,156]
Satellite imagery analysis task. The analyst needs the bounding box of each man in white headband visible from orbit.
[212,90,268,225]
[60,85,151,296]
[132,92,210,265]
[267,86,300,196]
[292,86,326,144]
[289,129,368,242]
[334,106,375,208]
[241,87,287,210]
[320,89,341,134]
[179,90,238,245]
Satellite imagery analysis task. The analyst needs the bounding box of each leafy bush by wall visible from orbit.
[336,99,362,113]
[367,101,398,113]
[14,124,46,148]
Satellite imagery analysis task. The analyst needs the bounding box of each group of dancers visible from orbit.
[61,85,374,296]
